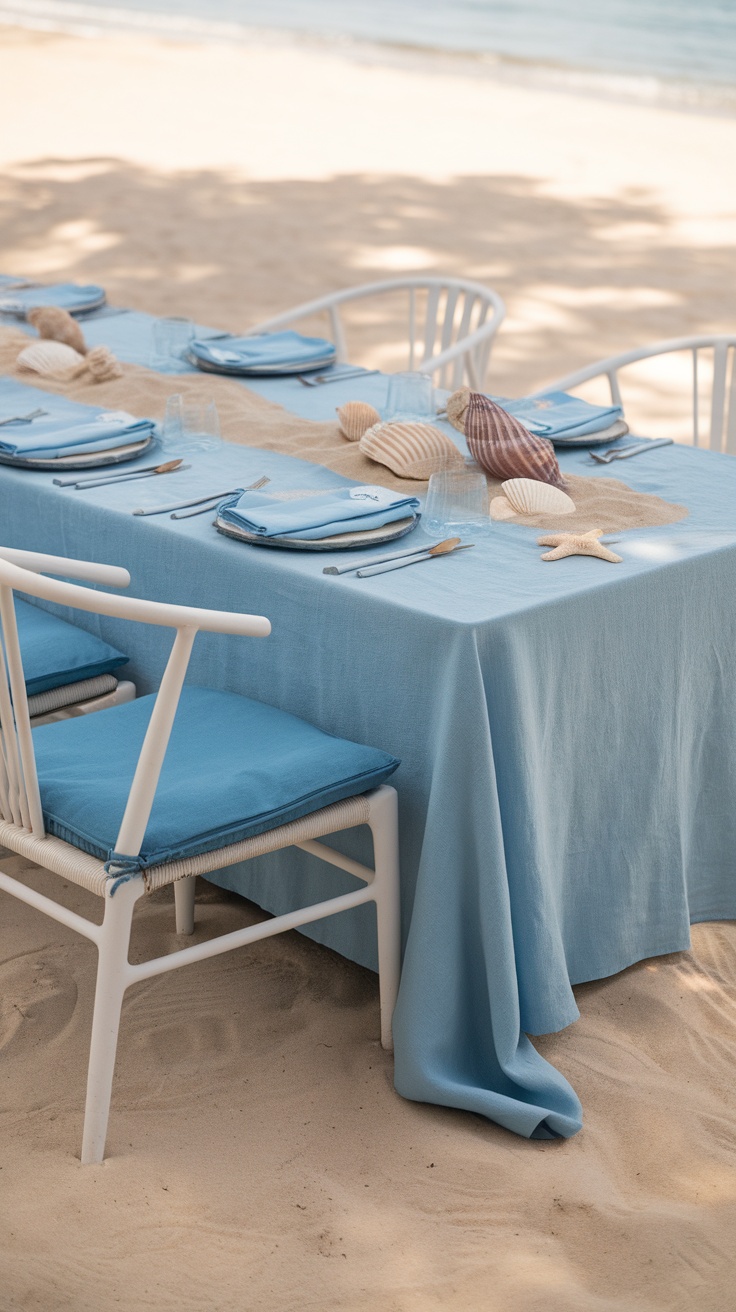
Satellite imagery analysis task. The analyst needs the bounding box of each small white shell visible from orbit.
[337,400,381,442]
[359,421,465,480]
[17,339,84,376]
[501,478,576,516]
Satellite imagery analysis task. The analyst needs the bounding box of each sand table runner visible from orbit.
[0,328,687,530]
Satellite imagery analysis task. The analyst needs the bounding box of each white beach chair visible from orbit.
[538,335,736,454]
[0,547,136,725]
[249,277,506,390]
[0,549,400,1164]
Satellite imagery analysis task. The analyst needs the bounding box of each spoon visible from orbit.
[356,539,474,578]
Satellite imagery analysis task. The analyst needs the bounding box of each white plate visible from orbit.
[189,351,337,377]
[0,435,155,471]
[215,512,421,551]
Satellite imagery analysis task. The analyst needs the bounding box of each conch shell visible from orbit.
[446,387,567,490]
[359,421,465,480]
[491,478,576,520]
[17,339,84,377]
[337,400,381,442]
[27,306,87,355]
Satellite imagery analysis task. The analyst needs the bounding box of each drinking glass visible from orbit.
[423,466,491,540]
[162,395,221,454]
[152,317,194,367]
[384,371,434,421]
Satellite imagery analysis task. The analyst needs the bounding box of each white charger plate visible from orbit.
[0,435,155,471]
[215,512,420,551]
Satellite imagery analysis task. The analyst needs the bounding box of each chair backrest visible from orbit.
[249,277,506,390]
[0,548,270,864]
[537,335,736,454]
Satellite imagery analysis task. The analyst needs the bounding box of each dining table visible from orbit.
[2,304,736,1140]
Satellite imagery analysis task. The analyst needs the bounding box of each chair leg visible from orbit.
[174,876,196,935]
[81,878,141,1165]
[368,786,401,1051]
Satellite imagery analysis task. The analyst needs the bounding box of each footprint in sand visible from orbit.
[0,950,78,1054]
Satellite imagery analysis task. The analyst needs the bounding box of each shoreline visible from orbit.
[1,3,735,120]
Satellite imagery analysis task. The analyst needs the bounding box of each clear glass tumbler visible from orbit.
[423,466,491,540]
[384,371,435,421]
[152,317,194,367]
[162,395,221,454]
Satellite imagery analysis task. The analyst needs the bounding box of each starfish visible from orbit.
[537,528,622,563]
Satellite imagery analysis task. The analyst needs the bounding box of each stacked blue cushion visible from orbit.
[31,687,399,867]
[17,599,128,695]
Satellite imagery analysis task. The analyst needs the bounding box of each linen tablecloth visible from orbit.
[2,361,736,1140]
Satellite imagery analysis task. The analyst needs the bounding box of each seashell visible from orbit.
[446,386,471,434]
[27,306,87,355]
[17,339,84,377]
[448,388,567,490]
[359,421,465,480]
[337,400,381,442]
[82,345,123,382]
[501,478,576,516]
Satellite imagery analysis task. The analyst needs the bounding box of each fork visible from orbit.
[134,475,270,518]
[171,475,270,519]
[0,408,48,426]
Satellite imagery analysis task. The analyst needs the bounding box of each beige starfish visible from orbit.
[537,528,622,563]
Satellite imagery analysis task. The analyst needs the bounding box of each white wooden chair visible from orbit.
[249,277,506,390]
[0,549,400,1164]
[538,335,736,454]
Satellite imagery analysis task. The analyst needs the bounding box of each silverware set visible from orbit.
[588,438,673,464]
[324,537,473,578]
[298,368,379,388]
[54,459,188,490]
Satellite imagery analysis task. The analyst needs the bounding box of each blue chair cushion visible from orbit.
[16,598,128,696]
[31,686,400,868]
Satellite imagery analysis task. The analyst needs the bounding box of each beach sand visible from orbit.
[0,24,735,1311]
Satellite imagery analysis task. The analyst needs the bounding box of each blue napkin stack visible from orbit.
[218,484,420,541]
[494,391,626,445]
[0,410,155,459]
[190,330,336,376]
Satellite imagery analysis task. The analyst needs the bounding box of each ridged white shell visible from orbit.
[17,339,84,376]
[337,400,381,442]
[501,478,576,515]
[359,421,465,480]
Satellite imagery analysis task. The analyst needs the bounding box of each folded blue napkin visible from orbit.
[492,391,623,438]
[0,410,155,459]
[190,330,336,374]
[0,282,106,317]
[218,484,420,540]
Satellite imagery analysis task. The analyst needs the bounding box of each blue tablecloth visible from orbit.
[2,353,736,1141]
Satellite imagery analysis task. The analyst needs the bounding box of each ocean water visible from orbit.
[2,0,735,109]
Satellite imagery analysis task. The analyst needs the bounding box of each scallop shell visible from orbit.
[17,339,84,377]
[337,400,381,442]
[450,389,567,490]
[359,421,465,480]
[27,306,87,355]
[501,478,576,516]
